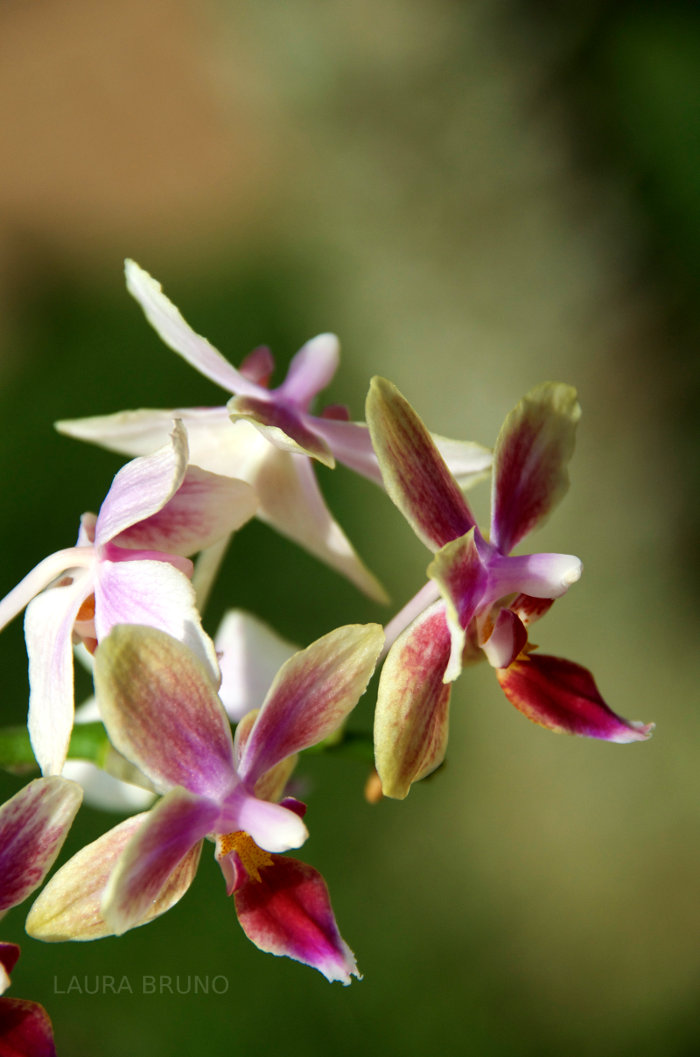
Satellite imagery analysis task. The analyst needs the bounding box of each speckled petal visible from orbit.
[496,652,654,741]
[366,377,475,551]
[234,856,360,984]
[374,601,452,799]
[490,382,580,555]
[238,624,384,788]
[0,777,82,913]
[94,625,233,797]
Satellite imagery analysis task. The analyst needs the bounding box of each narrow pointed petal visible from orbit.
[103,787,216,935]
[60,760,156,813]
[56,406,221,462]
[0,548,91,634]
[0,777,82,912]
[496,653,655,741]
[94,421,188,545]
[253,446,389,602]
[25,576,91,776]
[124,260,260,397]
[427,529,489,682]
[228,395,335,467]
[215,610,298,723]
[114,465,257,556]
[0,999,56,1057]
[94,625,234,797]
[491,382,581,554]
[374,601,452,799]
[234,856,360,984]
[277,333,340,408]
[238,624,384,788]
[94,558,218,681]
[366,377,475,551]
[311,418,383,484]
[481,609,528,669]
[26,812,201,941]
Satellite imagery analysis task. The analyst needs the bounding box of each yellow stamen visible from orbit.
[217,830,274,883]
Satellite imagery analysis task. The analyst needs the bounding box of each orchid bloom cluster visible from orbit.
[0,262,652,1047]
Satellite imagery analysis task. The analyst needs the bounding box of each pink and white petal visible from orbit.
[0,998,56,1057]
[94,421,188,545]
[215,610,298,723]
[374,601,452,799]
[0,547,92,635]
[25,575,92,776]
[228,395,335,468]
[311,418,384,485]
[366,378,475,551]
[276,333,340,409]
[427,529,489,683]
[486,551,582,601]
[0,944,20,994]
[230,794,309,853]
[94,625,234,797]
[252,446,389,603]
[0,777,83,913]
[490,382,581,555]
[125,260,260,397]
[114,466,257,556]
[496,653,655,741]
[238,624,384,788]
[481,609,528,669]
[94,558,218,681]
[102,786,216,936]
[234,856,360,984]
[26,812,201,941]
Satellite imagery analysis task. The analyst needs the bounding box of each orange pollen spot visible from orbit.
[75,594,96,622]
[218,831,273,883]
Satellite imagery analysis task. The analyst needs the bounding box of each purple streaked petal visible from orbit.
[215,610,298,723]
[238,624,384,788]
[374,601,452,799]
[486,550,582,601]
[0,548,92,635]
[228,395,335,467]
[25,575,92,776]
[276,333,340,408]
[94,421,188,546]
[490,382,581,555]
[496,653,655,741]
[0,998,56,1057]
[0,777,82,913]
[366,377,475,551]
[481,609,528,668]
[427,529,489,683]
[26,812,201,941]
[234,856,360,984]
[94,558,218,679]
[113,465,257,556]
[124,260,260,397]
[102,786,216,935]
[252,445,389,603]
[93,625,234,797]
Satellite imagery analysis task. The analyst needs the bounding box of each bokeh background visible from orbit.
[0,2,698,1055]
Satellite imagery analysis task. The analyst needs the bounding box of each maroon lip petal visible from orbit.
[0,998,57,1057]
[497,653,654,741]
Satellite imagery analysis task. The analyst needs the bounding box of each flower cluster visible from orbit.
[0,263,652,1046]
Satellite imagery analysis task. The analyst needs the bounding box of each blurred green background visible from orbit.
[0,2,698,1055]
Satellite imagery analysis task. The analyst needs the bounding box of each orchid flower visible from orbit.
[367,377,653,799]
[0,420,257,776]
[28,621,384,983]
[55,261,492,601]
[0,775,83,1057]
